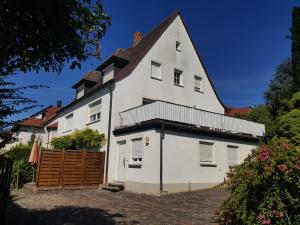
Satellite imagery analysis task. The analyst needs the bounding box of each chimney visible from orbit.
[56,100,62,108]
[133,31,142,46]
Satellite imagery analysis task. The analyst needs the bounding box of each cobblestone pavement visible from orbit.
[7,187,226,225]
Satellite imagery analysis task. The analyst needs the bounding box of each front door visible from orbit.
[117,140,127,181]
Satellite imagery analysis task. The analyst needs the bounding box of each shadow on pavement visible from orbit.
[6,196,139,225]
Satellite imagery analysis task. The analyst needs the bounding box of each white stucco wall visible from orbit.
[113,128,258,194]
[113,15,224,129]
[162,130,257,193]
[56,87,111,151]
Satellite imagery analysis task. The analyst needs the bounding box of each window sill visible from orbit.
[200,163,217,167]
[128,163,142,168]
[174,83,184,88]
[86,119,101,126]
[62,129,72,134]
[195,89,204,93]
[151,76,162,81]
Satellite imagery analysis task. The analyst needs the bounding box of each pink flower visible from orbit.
[256,214,271,225]
[258,146,271,162]
[295,160,300,171]
[277,164,288,171]
[281,142,290,150]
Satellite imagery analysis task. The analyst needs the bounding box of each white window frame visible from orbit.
[194,75,203,92]
[227,145,239,167]
[150,60,162,80]
[176,41,181,52]
[129,137,144,166]
[64,113,73,132]
[88,99,101,124]
[174,69,183,86]
[199,140,216,166]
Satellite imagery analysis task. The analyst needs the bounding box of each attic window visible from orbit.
[151,61,162,80]
[194,75,203,92]
[176,41,181,52]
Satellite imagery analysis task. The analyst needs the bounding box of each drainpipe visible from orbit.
[160,123,165,193]
[104,81,115,185]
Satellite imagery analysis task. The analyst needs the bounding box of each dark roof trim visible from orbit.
[113,119,263,143]
[177,13,226,109]
[57,79,115,114]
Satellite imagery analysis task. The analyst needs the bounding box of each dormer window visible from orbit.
[176,41,181,52]
[102,63,114,83]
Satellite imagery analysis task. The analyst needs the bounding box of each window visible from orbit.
[151,61,162,80]
[227,145,239,167]
[64,114,73,131]
[131,138,143,164]
[89,100,101,123]
[176,41,181,52]
[194,75,203,92]
[199,141,214,165]
[174,69,183,86]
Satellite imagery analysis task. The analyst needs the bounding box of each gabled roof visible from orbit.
[60,10,226,113]
[17,106,60,129]
[72,70,102,89]
[114,11,179,80]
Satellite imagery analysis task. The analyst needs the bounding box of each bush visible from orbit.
[51,128,106,150]
[275,109,300,146]
[6,143,33,188]
[218,142,300,225]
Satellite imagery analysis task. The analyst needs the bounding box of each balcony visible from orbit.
[118,101,265,137]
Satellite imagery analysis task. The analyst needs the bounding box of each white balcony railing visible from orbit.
[118,101,265,137]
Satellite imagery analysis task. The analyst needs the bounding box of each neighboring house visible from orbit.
[225,107,252,117]
[9,103,61,149]
[56,11,265,195]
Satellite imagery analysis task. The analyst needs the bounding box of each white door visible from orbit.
[117,141,127,181]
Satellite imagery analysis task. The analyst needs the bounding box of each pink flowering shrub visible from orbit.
[218,141,300,224]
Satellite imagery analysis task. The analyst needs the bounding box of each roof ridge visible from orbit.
[115,11,179,80]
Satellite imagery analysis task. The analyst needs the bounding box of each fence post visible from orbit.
[59,150,65,188]
[82,151,87,187]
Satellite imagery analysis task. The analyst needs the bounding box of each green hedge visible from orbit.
[51,128,106,150]
[6,144,33,188]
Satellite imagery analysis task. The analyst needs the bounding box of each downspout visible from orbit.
[104,81,114,185]
[160,123,165,193]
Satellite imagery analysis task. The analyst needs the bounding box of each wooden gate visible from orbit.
[37,150,105,189]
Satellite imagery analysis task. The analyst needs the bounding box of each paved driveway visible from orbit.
[7,188,226,225]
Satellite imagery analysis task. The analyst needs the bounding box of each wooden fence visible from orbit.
[36,150,105,189]
[0,156,13,225]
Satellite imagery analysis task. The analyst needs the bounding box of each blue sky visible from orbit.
[9,0,298,121]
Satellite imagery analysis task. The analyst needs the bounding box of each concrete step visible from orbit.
[101,182,124,192]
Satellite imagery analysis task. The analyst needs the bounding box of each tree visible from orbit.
[246,105,275,137]
[264,59,295,117]
[0,0,110,148]
[0,78,43,148]
[0,0,111,75]
[275,109,300,145]
[292,7,300,89]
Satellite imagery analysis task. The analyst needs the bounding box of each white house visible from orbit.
[7,103,60,150]
[56,11,265,195]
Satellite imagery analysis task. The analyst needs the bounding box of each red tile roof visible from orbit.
[17,106,60,128]
[226,107,251,116]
